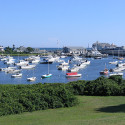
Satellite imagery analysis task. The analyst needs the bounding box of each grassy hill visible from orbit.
[1,96,125,125]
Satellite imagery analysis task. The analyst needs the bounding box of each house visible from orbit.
[0,46,4,52]
[14,46,27,52]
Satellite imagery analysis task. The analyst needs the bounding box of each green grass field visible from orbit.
[1,96,125,125]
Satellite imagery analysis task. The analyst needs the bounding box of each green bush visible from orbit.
[0,83,78,116]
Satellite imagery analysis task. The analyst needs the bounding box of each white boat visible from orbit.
[27,77,36,81]
[109,61,118,64]
[0,67,16,71]
[4,59,15,65]
[109,72,123,76]
[6,69,21,74]
[1,56,13,61]
[25,56,40,61]
[30,59,40,64]
[81,60,91,65]
[68,67,79,72]
[60,55,66,58]
[11,73,22,78]
[116,63,125,67]
[44,55,60,62]
[58,61,69,66]
[56,59,64,63]
[110,67,125,72]
[75,62,86,69]
[72,56,83,61]
[57,65,69,70]
[15,60,29,66]
[21,64,36,69]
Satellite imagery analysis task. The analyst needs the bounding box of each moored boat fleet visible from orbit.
[0,55,125,83]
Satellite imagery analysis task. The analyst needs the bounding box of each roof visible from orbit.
[63,46,85,49]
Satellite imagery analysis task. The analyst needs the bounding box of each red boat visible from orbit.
[100,68,108,75]
[66,72,82,77]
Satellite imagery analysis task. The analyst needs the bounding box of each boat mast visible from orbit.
[48,62,49,74]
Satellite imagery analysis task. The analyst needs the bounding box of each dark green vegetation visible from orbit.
[4,46,34,54]
[0,75,125,117]
[66,75,124,96]
[0,83,78,116]
[1,96,125,125]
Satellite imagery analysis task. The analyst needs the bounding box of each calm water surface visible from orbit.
[0,56,124,84]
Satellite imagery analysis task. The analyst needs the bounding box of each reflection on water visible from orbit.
[67,77,81,82]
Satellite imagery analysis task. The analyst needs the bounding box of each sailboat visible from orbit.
[100,63,109,75]
[27,69,36,81]
[42,62,52,78]
[109,50,118,64]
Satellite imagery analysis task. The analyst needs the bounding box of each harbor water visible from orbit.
[0,56,124,84]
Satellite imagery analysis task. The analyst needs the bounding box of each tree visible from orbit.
[26,47,34,53]
[4,46,13,54]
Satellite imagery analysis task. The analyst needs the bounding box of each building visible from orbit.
[0,46,4,52]
[92,41,117,50]
[63,46,86,55]
[101,46,125,56]
[14,46,27,52]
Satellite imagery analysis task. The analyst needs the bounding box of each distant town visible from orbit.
[0,41,125,57]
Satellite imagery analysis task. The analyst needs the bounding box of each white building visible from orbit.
[0,46,4,52]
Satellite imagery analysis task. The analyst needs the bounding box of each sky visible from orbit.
[0,0,125,48]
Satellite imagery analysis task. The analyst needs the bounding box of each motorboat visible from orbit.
[11,73,22,78]
[117,57,124,60]
[116,63,125,67]
[25,56,40,61]
[66,72,82,77]
[20,64,36,69]
[30,59,40,64]
[42,74,52,78]
[68,67,79,72]
[57,65,69,70]
[94,56,102,59]
[59,61,69,66]
[110,67,125,72]
[72,56,83,62]
[60,55,67,58]
[6,69,21,74]
[81,60,91,65]
[27,77,36,81]
[0,67,16,71]
[15,60,29,66]
[109,72,123,76]
[109,61,118,64]
[4,59,15,65]
[40,60,53,64]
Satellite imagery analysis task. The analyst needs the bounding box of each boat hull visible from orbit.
[66,74,82,77]
[42,74,52,78]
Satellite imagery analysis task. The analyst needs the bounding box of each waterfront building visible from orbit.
[92,41,117,51]
[63,46,86,55]
[101,46,125,56]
